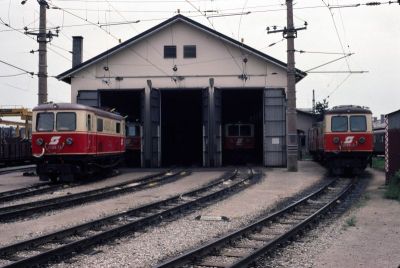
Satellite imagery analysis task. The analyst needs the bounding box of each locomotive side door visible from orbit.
[150,88,161,167]
[86,112,96,155]
[202,88,210,167]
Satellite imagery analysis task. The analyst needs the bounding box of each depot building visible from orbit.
[57,14,307,168]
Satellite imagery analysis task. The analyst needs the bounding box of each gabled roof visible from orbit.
[387,109,400,116]
[57,14,307,84]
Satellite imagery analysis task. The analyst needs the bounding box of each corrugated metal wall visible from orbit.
[263,88,287,167]
[387,111,400,179]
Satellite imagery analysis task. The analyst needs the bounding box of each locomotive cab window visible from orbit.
[127,124,140,137]
[350,115,367,132]
[331,116,348,132]
[227,125,239,137]
[240,125,252,137]
[36,112,54,132]
[56,112,76,131]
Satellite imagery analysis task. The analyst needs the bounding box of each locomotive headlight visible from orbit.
[65,137,73,145]
[359,137,366,144]
[36,138,44,146]
[333,136,340,144]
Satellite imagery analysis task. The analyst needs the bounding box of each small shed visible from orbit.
[385,109,400,182]
[296,109,316,159]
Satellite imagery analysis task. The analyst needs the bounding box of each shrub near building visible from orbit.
[385,171,400,201]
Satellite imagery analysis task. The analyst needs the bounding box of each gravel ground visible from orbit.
[0,171,38,192]
[0,171,223,246]
[256,168,400,268]
[0,169,161,208]
[52,161,327,268]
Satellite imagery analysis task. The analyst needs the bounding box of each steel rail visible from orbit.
[0,165,35,176]
[156,178,354,268]
[0,169,260,267]
[0,183,67,203]
[0,169,185,222]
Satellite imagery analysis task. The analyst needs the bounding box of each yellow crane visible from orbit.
[0,107,32,138]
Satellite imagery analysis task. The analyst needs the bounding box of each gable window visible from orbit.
[164,45,176,58]
[184,45,196,58]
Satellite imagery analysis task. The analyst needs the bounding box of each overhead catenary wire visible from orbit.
[0,59,35,76]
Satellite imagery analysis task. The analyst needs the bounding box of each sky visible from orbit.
[0,0,399,118]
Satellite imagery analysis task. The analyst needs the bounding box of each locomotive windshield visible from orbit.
[240,125,252,137]
[36,112,54,132]
[56,112,76,131]
[127,124,140,137]
[331,116,348,132]
[350,115,367,132]
[226,124,253,137]
[227,125,239,137]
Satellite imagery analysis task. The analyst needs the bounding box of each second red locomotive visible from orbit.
[32,103,125,182]
[308,105,373,175]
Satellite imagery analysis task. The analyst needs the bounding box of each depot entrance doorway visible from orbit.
[220,89,263,165]
[160,90,203,167]
[99,90,143,167]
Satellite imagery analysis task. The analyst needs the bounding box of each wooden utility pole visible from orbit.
[267,0,307,171]
[22,0,58,105]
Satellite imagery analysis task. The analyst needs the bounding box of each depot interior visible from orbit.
[97,89,264,167]
[221,89,263,165]
[99,90,142,166]
[161,90,203,167]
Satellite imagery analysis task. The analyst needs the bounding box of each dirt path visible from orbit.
[314,169,400,268]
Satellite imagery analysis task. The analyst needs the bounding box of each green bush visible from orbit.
[385,171,400,201]
[372,157,385,171]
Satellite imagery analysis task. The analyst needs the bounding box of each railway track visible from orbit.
[0,168,260,267]
[156,178,355,268]
[0,183,67,203]
[0,165,35,176]
[0,169,187,222]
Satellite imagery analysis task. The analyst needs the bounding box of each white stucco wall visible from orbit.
[69,20,288,102]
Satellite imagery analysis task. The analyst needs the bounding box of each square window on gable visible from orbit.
[184,45,196,58]
[164,45,176,58]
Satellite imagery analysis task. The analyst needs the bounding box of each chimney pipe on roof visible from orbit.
[72,36,83,68]
[380,114,385,123]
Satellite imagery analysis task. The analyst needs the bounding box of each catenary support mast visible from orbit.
[267,0,307,171]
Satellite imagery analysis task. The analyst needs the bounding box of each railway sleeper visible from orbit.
[219,248,253,258]
[198,255,237,268]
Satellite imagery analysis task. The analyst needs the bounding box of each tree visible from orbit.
[314,99,329,121]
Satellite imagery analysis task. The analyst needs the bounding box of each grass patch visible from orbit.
[385,171,400,201]
[345,216,357,227]
[372,157,385,171]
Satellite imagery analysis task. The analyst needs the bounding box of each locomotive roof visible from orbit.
[32,103,124,120]
[326,105,372,115]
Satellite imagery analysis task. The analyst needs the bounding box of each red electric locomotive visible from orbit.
[224,123,255,150]
[308,105,373,175]
[32,103,125,182]
[126,122,141,152]
[125,122,142,165]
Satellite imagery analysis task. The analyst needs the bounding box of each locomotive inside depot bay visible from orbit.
[32,103,125,182]
[308,105,373,175]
